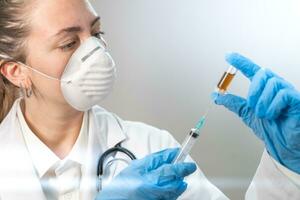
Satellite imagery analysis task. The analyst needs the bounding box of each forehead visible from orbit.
[29,0,98,37]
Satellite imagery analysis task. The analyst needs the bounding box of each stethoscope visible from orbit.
[96,142,137,191]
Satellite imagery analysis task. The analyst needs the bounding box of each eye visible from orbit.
[93,31,105,39]
[60,40,78,52]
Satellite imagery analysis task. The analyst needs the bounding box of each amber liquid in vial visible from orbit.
[217,71,236,93]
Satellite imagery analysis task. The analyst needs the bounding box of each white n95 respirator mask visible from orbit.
[17,36,116,111]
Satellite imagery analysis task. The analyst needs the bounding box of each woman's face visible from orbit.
[25,0,103,106]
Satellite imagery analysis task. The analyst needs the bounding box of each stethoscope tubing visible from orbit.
[97,143,137,177]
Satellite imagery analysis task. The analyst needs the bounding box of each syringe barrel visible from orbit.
[172,129,199,164]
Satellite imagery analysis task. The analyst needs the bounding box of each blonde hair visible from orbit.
[0,0,32,122]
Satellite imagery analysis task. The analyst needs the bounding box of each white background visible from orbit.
[93,0,300,199]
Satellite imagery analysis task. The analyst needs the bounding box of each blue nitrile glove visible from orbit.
[212,53,300,174]
[95,148,197,200]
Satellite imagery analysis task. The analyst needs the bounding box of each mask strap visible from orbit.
[17,62,68,83]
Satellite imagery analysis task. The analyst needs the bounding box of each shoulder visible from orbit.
[91,105,171,138]
[91,106,168,138]
[91,106,180,155]
[121,121,180,158]
[90,106,122,127]
[123,120,174,143]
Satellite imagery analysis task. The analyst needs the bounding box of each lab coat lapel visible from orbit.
[104,113,128,149]
[102,112,129,182]
[80,108,105,199]
[80,107,127,199]
[0,100,46,200]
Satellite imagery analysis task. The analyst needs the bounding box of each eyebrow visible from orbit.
[54,16,101,37]
[91,16,101,27]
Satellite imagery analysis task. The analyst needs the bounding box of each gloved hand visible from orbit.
[95,148,197,200]
[213,53,300,174]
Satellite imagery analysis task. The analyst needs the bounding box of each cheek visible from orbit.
[39,53,70,79]
[27,49,73,100]
[25,34,74,79]
[45,54,70,79]
[27,50,71,79]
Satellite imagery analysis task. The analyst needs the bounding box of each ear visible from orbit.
[0,61,29,87]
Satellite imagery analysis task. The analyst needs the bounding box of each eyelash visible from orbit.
[60,41,77,51]
[60,31,105,51]
[93,31,105,39]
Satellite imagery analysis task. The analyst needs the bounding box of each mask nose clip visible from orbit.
[81,46,102,62]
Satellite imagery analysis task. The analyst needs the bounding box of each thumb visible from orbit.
[133,148,180,172]
[212,92,255,126]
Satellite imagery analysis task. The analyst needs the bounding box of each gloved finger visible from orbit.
[247,68,276,108]
[133,148,180,172]
[266,88,300,119]
[255,77,292,118]
[172,162,197,178]
[173,181,188,199]
[212,92,264,140]
[155,162,196,186]
[139,181,187,200]
[159,181,188,200]
[225,52,261,81]
[151,165,179,186]
[213,92,252,120]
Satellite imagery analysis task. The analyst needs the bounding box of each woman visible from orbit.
[0,0,299,200]
[0,0,225,199]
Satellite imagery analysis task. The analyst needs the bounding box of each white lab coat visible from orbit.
[0,99,299,200]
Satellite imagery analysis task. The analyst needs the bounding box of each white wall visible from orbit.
[92,0,300,199]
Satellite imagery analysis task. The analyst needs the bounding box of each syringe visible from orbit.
[172,115,207,164]
[172,65,238,164]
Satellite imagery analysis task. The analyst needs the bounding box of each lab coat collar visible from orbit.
[17,99,89,178]
[0,101,128,200]
[16,99,60,178]
[0,98,47,200]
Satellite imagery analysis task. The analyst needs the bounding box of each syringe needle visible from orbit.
[173,100,214,164]
[203,103,213,119]
[173,65,239,164]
